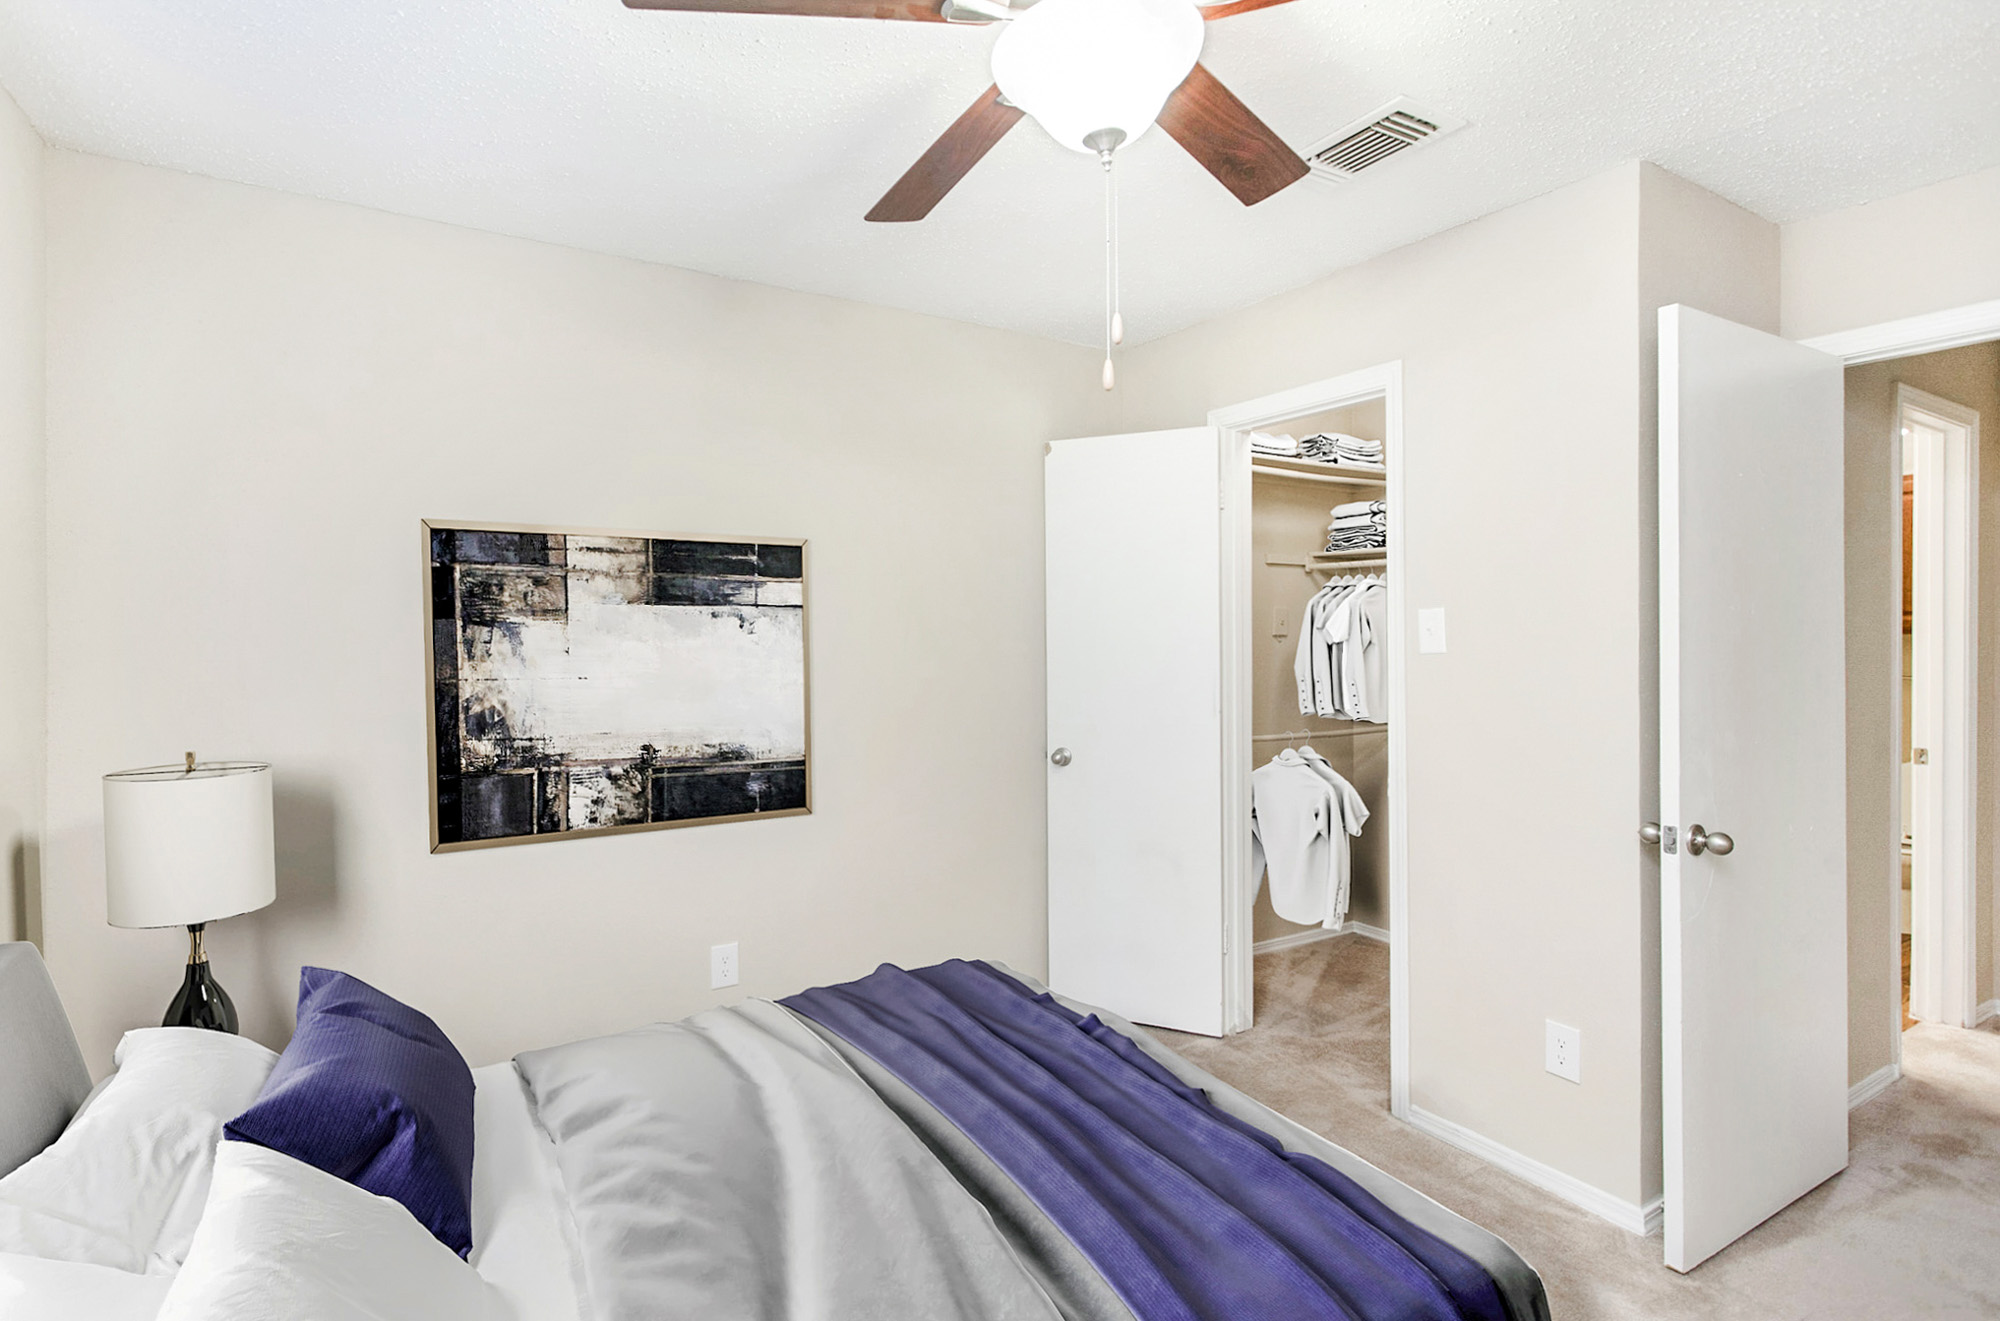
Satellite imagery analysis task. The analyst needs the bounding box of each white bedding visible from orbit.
[469,1061,587,1321]
[155,1142,493,1321]
[0,1028,276,1274]
[0,1251,172,1321]
[0,1060,584,1321]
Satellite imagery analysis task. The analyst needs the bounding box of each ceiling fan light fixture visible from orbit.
[990,0,1204,154]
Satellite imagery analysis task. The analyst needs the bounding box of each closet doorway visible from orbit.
[1213,364,1409,1118]
[1039,362,1405,1112]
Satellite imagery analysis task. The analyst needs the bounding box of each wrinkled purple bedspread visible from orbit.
[783,959,1506,1321]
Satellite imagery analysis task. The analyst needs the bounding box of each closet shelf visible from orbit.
[1266,553,1387,574]
[1250,459,1387,487]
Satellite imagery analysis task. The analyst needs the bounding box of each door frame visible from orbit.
[1209,361,1409,1118]
[1899,384,1981,1029]
[1800,298,2000,1079]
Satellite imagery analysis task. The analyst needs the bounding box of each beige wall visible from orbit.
[1633,163,1781,1198]
[0,90,44,948]
[1782,166,2000,342]
[1844,343,2000,1082]
[1119,165,1657,1209]
[40,151,1110,1073]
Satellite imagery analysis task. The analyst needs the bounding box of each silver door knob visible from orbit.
[1639,822,1662,846]
[1687,824,1734,856]
[1050,747,1072,767]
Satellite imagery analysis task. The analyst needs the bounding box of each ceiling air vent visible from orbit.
[1305,98,1464,184]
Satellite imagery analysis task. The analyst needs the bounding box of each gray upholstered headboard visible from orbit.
[0,942,91,1177]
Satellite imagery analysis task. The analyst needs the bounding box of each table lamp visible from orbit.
[103,754,275,1034]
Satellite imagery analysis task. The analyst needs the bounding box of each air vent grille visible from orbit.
[1305,99,1464,183]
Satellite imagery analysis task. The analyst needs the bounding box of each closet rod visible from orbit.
[1250,464,1386,487]
[1252,726,1387,742]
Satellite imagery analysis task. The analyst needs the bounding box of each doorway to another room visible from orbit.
[1885,366,1987,1040]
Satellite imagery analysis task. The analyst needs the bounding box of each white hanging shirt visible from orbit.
[1249,749,1365,929]
[1334,579,1386,722]
[1294,583,1332,716]
[1297,746,1370,839]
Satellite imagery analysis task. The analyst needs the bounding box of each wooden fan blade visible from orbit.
[1157,63,1309,206]
[866,86,1025,222]
[624,0,946,20]
[1197,0,1296,18]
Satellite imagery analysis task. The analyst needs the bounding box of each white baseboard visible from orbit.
[1848,1061,1901,1109]
[1405,1104,1661,1235]
[1974,1000,2000,1028]
[1253,920,1388,956]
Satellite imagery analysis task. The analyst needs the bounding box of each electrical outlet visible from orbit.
[710,942,739,989]
[1546,1020,1581,1084]
[1273,604,1291,638]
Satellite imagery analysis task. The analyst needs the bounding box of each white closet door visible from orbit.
[1046,427,1225,1036]
[1659,305,1847,1272]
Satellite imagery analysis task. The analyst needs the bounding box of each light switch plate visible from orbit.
[1418,607,1447,654]
[711,942,739,989]
[1273,604,1291,638]
[1546,1019,1581,1084]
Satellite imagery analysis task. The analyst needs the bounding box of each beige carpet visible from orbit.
[1151,936,2000,1320]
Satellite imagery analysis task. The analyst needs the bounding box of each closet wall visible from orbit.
[1251,398,1389,944]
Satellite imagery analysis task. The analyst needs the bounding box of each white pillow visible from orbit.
[159,1141,495,1321]
[0,1027,276,1274]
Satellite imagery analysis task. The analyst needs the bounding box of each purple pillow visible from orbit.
[224,967,475,1257]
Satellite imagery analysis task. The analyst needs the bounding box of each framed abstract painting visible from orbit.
[424,520,810,850]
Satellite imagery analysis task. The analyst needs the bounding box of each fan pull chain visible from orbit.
[1100,146,1120,391]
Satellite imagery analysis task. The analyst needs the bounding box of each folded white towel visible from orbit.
[1250,431,1301,456]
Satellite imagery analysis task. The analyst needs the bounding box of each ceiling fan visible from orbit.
[621,0,1311,223]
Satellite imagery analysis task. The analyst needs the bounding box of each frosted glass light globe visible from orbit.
[991,0,1205,154]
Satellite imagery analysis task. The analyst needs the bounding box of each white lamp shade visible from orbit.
[103,762,276,929]
[991,0,1204,154]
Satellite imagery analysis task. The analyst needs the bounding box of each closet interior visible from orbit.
[1247,397,1391,957]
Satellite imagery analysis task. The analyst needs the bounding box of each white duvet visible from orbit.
[156,1141,495,1321]
[0,1060,584,1321]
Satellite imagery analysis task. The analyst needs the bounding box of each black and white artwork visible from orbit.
[426,523,809,850]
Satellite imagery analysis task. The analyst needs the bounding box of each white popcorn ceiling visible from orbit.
[0,0,1995,346]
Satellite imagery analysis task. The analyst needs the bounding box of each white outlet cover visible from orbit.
[1417,607,1447,654]
[710,942,740,989]
[1545,1019,1580,1084]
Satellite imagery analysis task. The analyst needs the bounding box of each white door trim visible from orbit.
[1209,361,1409,1119]
[1900,384,1981,1029]
[1799,301,1999,1070]
[1797,299,2000,366]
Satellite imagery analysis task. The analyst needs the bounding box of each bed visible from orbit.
[0,941,1548,1321]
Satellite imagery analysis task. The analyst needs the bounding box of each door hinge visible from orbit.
[1915,747,1930,764]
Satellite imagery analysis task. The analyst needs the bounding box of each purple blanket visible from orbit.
[783,960,1505,1321]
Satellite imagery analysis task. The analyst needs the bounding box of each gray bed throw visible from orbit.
[514,998,1062,1321]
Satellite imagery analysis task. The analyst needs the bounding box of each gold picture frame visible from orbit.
[423,518,811,852]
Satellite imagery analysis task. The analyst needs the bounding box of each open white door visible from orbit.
[1659,305,1848,1272]
[1046,427,1225,1036]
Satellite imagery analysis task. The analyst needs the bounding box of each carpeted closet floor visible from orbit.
[1151,936,2000,1320]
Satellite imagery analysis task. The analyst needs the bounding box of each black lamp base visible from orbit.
[163,923,238,1034]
